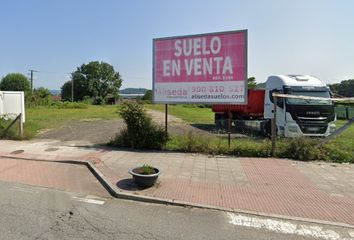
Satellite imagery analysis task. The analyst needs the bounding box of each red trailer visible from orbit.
[212,89,265,122]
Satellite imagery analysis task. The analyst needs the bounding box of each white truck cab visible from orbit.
[264,75,336,137]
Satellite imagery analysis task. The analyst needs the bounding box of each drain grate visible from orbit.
[45,147,59,152]
[10,150,24,154]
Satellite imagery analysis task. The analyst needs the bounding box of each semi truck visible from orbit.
[212,75,336,137]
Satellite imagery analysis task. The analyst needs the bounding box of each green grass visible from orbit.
[146,104,214,124]
[147,104,353,162]
[3,103,353,163]
[323,119,354,162]
[23,105,120,139]
[166,133,271,157]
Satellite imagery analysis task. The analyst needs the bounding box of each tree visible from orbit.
[0,73,31,92]
[61,80,72,101]
[27,87,52,106]
[337,79,354,97]
[329,79,354,97]
[247,77,257,89]
[62,61,123,104]
[34,87,51,98]
[142,90,152,101]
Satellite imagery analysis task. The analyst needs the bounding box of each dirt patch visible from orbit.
[147,110,248,137]
[146,109,211,136]
[37,119,125,145]
[35,110,245,145]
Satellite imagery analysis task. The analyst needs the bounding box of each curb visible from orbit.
[1,153,354,230]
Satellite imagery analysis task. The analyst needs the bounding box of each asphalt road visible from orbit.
[0,181,353,240]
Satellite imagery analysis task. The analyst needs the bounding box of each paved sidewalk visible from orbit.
[0,157,109,197]
[0,139,353,226]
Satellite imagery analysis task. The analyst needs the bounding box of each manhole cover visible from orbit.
[10,150,24,154]
[45,147,59,152]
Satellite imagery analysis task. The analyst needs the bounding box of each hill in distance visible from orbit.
[50,88,150,96]
[120,88,149,94]
[50,89,61,95]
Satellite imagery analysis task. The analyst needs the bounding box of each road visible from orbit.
[0,181,353,240]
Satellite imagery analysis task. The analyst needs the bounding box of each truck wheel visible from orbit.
[263,121,279,138]
[215,114,227,128]
[264,121,271,137]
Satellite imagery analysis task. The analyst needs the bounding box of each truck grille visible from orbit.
[298,124,328,134]
[297,116,328,124]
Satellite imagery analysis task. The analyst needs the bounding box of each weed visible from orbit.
[142,164,155,175]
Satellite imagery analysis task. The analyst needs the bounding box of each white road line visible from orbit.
[227,213,342,240]
[72,197,105,205]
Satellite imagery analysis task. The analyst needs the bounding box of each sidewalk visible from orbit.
[0,139,353,226]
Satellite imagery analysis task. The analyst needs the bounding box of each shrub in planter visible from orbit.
[129,164,161,187]
[111,101,168,149]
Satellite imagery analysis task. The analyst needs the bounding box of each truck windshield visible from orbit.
[286,91,332,105]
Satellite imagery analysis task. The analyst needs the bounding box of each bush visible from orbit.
[82,96,93,105]
[26,87,52,107]
[141,90,152,103]
[110,101,168,149]
[50,101,88,109]
[167,132,212,153]
[166,133,271,157]
[277,137,325,161]
[322,144,354,163]
[0,117,18,139]
[93,96,105,105]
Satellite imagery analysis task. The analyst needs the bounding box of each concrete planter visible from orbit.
[129,167,160,188]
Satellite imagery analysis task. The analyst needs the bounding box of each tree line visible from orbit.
[329,79,354,97]
[0,62,352,105]
[0,61,122,106]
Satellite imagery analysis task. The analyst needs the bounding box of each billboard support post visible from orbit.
[19,113,23,137]
[165,104,168,133]
[228,109,232,148]
[1,113,23,138]
[271,97,277,157]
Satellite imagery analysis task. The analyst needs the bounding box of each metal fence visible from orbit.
[335,106,354,120]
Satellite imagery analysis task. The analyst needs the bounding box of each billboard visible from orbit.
[153,30,247,104]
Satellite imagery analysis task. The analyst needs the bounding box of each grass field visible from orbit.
[23,105,119,139]
[147,104,354,162]
[2,103,353,162]
[146,104,214,124]
[324,119,354,161]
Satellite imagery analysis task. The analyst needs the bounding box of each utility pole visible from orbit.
[28,69,38,92]
[71,78,74,102]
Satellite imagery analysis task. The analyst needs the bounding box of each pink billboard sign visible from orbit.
[153,30,247,104]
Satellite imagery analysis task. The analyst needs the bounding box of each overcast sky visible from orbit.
[1,0,353,90]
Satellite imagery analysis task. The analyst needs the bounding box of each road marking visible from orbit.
[72,197,105,205]
[227,213,342,240]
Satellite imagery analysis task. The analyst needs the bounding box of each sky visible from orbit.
[0,0,353,90]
